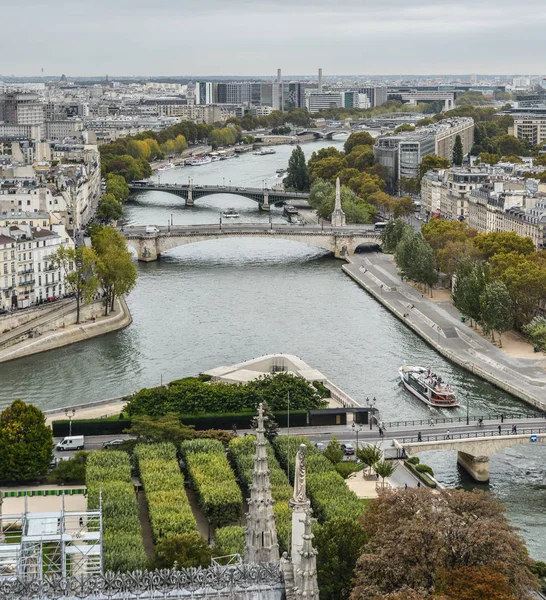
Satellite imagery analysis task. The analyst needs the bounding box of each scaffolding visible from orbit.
[0,495,102,581]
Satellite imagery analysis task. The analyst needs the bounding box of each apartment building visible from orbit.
[508,113,546,145]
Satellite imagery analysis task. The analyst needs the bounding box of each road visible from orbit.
[52,414,546,459]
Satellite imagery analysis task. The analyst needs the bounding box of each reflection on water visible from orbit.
[0,139,543,559]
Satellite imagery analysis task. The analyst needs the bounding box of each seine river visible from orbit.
[0,139,544,559]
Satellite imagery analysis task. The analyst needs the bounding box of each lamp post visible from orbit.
[466,393,470,426]
[65,408,76,437]
[352,422,363,450]
[366,397,376,430]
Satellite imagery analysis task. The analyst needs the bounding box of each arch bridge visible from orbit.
[296,130,352,139]
[399,428,546,482]
[128,183,309,210]
[122,223,381,262]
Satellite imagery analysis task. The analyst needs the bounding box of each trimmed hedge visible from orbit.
[52,410,308,437]
[272,436,366,522]
[86,451,146,572]
[404,460,437,488]
[134,442,197,543]
[180,439,242,527]
[214,525,245,557]
[228,435,292,552]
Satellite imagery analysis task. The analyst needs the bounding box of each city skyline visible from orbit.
[3,0,546,76]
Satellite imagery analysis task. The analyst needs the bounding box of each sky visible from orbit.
[2,0,546,77]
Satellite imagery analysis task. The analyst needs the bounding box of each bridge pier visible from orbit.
[135,237,159,262]
[185,188,194,207]
[457,451,490,482]
[259,192,270,211]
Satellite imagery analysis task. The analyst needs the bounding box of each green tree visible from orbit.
[308,179,334,210]
[501,260,546,328]
[397,177,420,196]
[523,317,546,351]
[106,173,130,203]
[125,414,195,449]
[314,517,368,600]
[345,145,375,171]
[97,193,123,222]
[473,231,535,259]
[52,246,99,324]
[418,154,451,180]
[478,152,501,165]
[480,280,513,346]
[151,532,212,569]
[421,218,477,252]
[309,156,346,183]
[49,451,88,484]
[92,226,137,315]
[394,123,415,134]
[381,218,412,253]
[452,260,490,327]
[373,459,396,486]
[284,145,310,191]
[249,401,279,442]
[344,131,375,154]
[324,436,344,464]
[356,443,382,477]
[395,231,438,292]
[0,400,53,482]
[452,134,464,166]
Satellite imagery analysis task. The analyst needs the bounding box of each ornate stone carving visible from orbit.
[292,444,307,506]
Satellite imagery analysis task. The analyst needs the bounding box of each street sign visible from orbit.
[530,435,537,442]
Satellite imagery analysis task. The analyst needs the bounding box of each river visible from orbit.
[0,139,544,560]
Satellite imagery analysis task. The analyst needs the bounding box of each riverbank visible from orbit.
[0,297,132,364]
[149,145,212,171]
[343,253,546,412]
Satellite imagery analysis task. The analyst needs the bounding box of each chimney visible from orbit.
[277,69,282,83]
[318,68,323,93]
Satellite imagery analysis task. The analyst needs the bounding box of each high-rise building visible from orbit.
[356,85,387,107]
[195,82,213,105]
[306,91,343,112]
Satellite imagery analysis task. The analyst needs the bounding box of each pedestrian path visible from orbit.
[343,253,546,412]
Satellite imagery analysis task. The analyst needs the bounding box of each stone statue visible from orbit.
[293,444,307,504]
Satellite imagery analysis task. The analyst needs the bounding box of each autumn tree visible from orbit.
[92,226,137,315]
[0,400,53,482]
[418,155,451,180]
[350,488,538,600]
[436,565,518,600]
[53,246,99,324]
[344,131,375,154]
[473,231,535,259]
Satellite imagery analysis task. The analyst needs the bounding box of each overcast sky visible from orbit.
[3,0,546,77]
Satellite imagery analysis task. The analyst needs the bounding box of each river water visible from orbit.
[0,139,544,559]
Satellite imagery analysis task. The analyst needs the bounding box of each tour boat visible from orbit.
[188,156,212,166]
[222,208,239,218]
[158,162,175,171]
[399,365,459,407]
[253,148,277,156]
[276,168,286,176]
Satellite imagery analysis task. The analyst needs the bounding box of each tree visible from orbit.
[421,219,477,253]
[0,400,53,482]
[523,316,546,351]
[249,401,279,442]
[92,226,137,315]
[418,155,451,180]
[125,414,195,449]
[284,145,309,191]
[345,145,375,171]
[501,260,546,328]
[473,231,535,259]
[324,436,344,464]
[452,134,464,166]
[381,218,412,253]
[394,124,415,134]
[309,156,346,183]
[49,451,88,484]
[356,444,382,477]
[344,132,375,154]
[308,179,334,210]
[314,517,368,600]
[373,459,396,485]
[398,177,420,196]
[480,280,513,346]
[52,246,99,324]
[106,173,130,202]
[395,231,438,293]
[392,197,415,218]
[97,193,123,222]
[350,489,538,600]
[151,533,212,569]
[478,152,501,165]
[436,565,518,600]
[452,260,490,327]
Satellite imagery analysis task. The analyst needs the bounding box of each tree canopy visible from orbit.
[284,145,309,191]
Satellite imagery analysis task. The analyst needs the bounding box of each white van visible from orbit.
[56,436,85,451]
[145,226,159,234]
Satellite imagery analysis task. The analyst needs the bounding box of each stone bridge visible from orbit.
[128,183,309,210]
[296,129,352,139]
[123,223,381,262]
[400,429,546,482]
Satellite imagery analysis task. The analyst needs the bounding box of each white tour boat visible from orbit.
[222,208,239,218]
[158,162,175,171]
[399,365,459,408]
[188,156,212,166]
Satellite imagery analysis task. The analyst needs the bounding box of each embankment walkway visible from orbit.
[343,253,546,412]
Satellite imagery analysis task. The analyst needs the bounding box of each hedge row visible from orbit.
[214,525,245,557]
[272,436,366,522]
[86,451,146,572]
[180,439,242,527]
[228,435,292,552]
[52,410,308,437]
[404,460,437,488]
[134,443,197,543]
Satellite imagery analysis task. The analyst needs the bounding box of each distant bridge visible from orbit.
[122,223,381,262]
[128,183,309,210]
[296,129,352,139]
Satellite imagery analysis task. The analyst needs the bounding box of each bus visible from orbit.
[374,222,388,233]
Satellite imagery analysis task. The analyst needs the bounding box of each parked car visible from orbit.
[102,438,125,448]
[315,442,325,452]
[341,443,355,456]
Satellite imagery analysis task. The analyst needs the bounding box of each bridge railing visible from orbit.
[399,427,546,444]
[383,412,543,429]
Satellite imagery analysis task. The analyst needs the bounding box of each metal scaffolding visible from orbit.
[0,495,102,581]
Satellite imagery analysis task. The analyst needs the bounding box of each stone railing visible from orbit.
[324,380,360,409]
[0,564,284,600]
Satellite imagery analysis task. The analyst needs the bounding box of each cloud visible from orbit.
[2,0,545,75]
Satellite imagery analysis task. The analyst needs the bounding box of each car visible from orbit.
[315,442,325,452]
[102,438,125,448]
[341,443,355,456]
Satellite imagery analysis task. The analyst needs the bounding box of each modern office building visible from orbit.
[195,82,213,105]
[357,85,387,107]
[306,91,344,112]
[509,113,546,145]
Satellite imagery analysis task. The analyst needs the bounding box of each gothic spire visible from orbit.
[244,403,279,565]
[294,508,320,600]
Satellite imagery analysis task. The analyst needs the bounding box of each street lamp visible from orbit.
[65,408,76,437]
[219,215,222,231]
[366,397,376,430]
[466,393,470,426]
[352,422,363,450]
